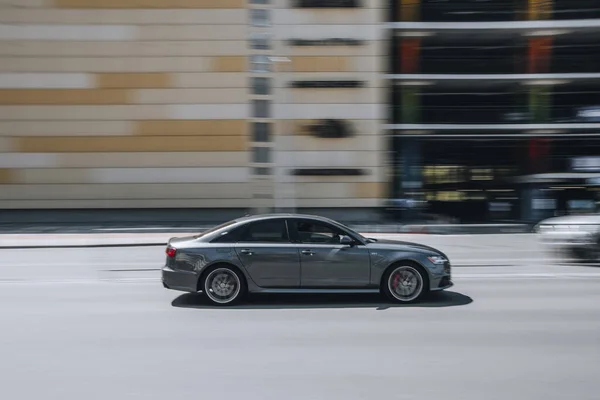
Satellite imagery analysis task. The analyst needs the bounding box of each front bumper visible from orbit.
[428,260,452,291]
[539,232,597,254]
[431,276,453,291]
[162,266,198,292]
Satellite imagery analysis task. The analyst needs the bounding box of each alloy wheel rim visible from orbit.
[388,266,423,302]
[205,268,241,304]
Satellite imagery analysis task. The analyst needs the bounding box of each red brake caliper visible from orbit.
[392,273,400,289]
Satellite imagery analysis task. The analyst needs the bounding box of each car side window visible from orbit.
[296,221,344,244]
[238,220,289,243]
[211,226,243,243]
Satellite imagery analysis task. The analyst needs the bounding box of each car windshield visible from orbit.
[194,219,239,238]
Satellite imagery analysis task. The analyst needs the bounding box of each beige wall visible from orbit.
[0,0,387,209]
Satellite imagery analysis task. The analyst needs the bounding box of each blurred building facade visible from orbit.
[388,0,600,223]
[3,0,600,223]
[0,0,387,218]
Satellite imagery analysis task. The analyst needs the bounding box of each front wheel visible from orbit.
[382,264,427,303]
[202,266,246,306]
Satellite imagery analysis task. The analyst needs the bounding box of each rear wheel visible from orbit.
[202,266,246,306]
[382,264,427,303]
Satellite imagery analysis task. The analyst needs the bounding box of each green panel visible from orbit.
[529,86,552,123]
[401,87,421,124]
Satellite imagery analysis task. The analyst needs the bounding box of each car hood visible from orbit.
[368,239,446,257]
[538,215,600,225]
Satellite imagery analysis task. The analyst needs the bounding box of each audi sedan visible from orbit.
[162,214,453,305]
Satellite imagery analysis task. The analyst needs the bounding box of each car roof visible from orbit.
[235,213,336,224]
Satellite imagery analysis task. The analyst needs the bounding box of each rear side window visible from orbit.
[239,219,289,243]
[211,226,244,243]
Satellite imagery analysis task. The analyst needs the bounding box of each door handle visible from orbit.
[301,249,314,256]
[240,249,254,256]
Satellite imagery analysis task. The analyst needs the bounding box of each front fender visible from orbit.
[369,250,445,290]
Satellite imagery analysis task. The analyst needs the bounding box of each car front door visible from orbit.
[290,219,371,288]
[234,219,300,288]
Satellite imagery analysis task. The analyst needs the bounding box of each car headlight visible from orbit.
[535,224,552,233]
[427,255,447,265]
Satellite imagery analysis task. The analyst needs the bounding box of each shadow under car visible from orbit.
[171,290,473,310]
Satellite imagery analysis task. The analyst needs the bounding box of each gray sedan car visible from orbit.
[162,214,453,305]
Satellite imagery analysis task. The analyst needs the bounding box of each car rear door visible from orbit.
[289,219,371,288]
[234,219,301,288]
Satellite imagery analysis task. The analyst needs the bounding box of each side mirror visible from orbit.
[339,235,353,246]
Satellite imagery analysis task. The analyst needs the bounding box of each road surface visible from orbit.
[0,246,599,400]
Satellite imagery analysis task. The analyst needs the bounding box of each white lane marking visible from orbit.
[0,277,160,285]
[454,273,600,279]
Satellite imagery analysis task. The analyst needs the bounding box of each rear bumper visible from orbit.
[162,266,198,293]
[540,233,597,257]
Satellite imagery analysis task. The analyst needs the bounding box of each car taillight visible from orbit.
[166,246,177,258]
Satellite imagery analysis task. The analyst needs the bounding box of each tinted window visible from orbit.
[252,77,271,95]
[249,32,271,50]
[253,167,271,175]
[250,9,270,26]
[295,220,344,244]
[252,146,270,163]
[240,220,289,243]
[252,122,271,142]
[211,226,244,243]
[250,55,271,73]
[196,220,238,239]
[253,99,270,118]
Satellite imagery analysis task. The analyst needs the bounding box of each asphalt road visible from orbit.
[1,246,600,400]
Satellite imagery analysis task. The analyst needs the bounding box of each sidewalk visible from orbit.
[0,225,533,249]
[0,209,532,237]
[0,222,532,236]
[0,230,538,250]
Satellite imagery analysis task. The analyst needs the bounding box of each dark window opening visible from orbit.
[418,0,520,22]
[252,122,271,142]
[553,0,600,20]
[392,87,529,124]
[239,220,289,243]
[418,38,526,75]
[552,39,600,73]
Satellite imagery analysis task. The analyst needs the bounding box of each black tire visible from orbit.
[381,262,429,304]
[201,265,247,306]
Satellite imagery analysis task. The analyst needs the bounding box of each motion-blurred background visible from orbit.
[1,0,600,226]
